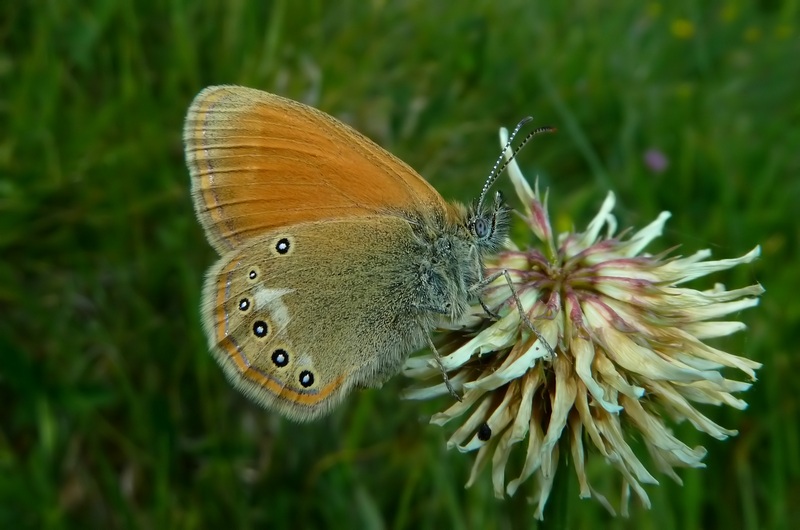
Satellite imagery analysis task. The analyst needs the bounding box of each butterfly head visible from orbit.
[465,116,554,256]
[467,191,510,254]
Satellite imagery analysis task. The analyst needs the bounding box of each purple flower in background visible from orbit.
[644,148,669,173]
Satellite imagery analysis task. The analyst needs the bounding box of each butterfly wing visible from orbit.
[185,85,448,253]
[202,217,428,422]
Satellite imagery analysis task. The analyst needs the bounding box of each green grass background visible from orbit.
[2,1,798,528]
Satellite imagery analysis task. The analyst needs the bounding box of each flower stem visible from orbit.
[541,447,571,528]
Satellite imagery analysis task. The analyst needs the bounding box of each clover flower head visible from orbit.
[403,128,763,518]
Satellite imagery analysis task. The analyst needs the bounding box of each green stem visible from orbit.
[541,448,571,529]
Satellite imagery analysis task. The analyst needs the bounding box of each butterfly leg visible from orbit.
[471,250,500,321]
[478,296,501,321]
[425,333,462,402]
[474,269,557,358]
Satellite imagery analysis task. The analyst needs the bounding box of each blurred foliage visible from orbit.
[1,0,798,528]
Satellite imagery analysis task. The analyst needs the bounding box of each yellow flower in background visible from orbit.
[646,2,662,18]
[674,82,695,99]
[774,24,792,40]
[744,26,762,43]
[670,18,696,39]
[721,4,739,23]
[404,128,763,518]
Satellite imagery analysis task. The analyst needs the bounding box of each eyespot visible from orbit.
[275,237,291,255]
[299,370,314,388]
[252,320,269,338]
[477,422,492,441]
[247,266,261,282]
[473,217,492,239]
[238,298,250,312]
[271,348,289,367]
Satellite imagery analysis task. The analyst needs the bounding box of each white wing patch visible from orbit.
[253,286,295,329]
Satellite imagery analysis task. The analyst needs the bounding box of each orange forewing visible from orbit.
[184,85,447,253]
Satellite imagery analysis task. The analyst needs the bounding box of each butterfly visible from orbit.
[185,85,520,422]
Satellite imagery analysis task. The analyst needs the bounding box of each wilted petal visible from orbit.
[649,381,738,439]
[533,444,559,520]
[621,394,707,467]
[492,427,516,497]
[661,246,761,284]
[459,387,517,452]
[445,394,494,448]
[577,192,617,249]
[465,442,493,488]
[615,212,672,257]
[506,405,547,496]
[573,334,622,413]
[540,357,578,474]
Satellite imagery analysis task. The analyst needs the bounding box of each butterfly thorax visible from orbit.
[402,198,510,324]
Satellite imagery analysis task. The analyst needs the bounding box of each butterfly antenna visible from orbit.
[477,117,531,210]
[477,118,557,210]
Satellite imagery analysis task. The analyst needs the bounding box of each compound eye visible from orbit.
[473,217,492,239]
